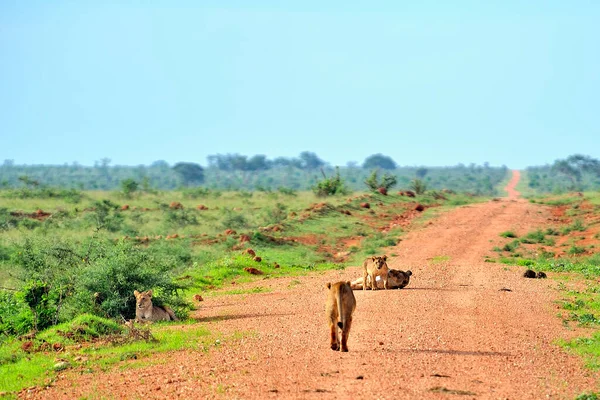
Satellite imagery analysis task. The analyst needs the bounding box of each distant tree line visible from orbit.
[0,152,511,195]
[525,154,600,193]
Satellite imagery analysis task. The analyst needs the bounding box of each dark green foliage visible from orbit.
[120,179,139,198]
[5,236,189,332]
[0,291,33,338]
[362,153,397,170]
[500,231,517,238]
[172,162,204,186]
[19,280,55,331]
[313,168,349,197]
[74,240,186,320]
[299,151,326,170]
[12,237,83,326]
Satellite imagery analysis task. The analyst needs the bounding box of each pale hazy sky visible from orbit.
[1,1,599,169]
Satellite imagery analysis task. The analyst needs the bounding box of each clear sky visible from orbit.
[1,1,598,169]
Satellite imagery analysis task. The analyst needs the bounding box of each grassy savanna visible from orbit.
[0,185,490,395]
[490,191,600,376]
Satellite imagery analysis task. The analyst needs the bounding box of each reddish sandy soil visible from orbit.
[22,171,599,399]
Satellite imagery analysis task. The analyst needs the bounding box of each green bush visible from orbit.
[164,208,198,228]
[409,178,427,195]
[502,240,520,252]
[220,210,249,229]
[9,237,189,329]
[313,167,349,197]
[569,245,587,256]
[120,179,139,198]
[0,291,33,339]
[364,170,398,194]
[87,199,125,232]
[0,208,19,231]
[73,240,188,320]
[521,230,546,244]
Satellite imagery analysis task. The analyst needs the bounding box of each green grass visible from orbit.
[497,253,600,371]
[561,331,600,370]
[0,315,218,395]
[430,255,451,264]
[499,230,518,238]
[0,350,55,393]
[0,188,490,394]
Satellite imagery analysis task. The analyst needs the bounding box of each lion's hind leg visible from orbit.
[340,317,352,352]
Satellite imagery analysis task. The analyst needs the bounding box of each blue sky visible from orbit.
[1,1,598,169]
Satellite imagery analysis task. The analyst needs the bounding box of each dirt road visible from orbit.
[26,171,598,399]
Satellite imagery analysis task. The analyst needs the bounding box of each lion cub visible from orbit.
[134,290,178,322]
[325,281,356,352]
[362,255,390,290]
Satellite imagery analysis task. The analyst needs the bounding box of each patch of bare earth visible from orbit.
[23,171,598,399]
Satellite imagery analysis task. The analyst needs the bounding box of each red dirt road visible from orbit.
[24,171,598,399]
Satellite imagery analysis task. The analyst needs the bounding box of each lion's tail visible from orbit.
[336,283,348,329]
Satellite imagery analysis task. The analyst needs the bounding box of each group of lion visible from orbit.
[133,254,410,354]
[326,255,412,352]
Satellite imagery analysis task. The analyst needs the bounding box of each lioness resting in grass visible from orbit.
[362,255,390,290]
[134,290,178,322]
[325,281,356,352]
[351,269,412,290]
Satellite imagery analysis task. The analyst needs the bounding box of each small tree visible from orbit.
[362,154,397,170]
[313,167,348,197]
[409,178,427,195]
[173,162,204,187]
[364,170,397,195]
[120,179,139,198]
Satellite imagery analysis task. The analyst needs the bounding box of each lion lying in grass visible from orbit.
[351,269,412,290]
[134,290,178,322]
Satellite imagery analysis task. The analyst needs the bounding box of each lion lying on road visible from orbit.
[134,290,178,322]
[351,269,412,290]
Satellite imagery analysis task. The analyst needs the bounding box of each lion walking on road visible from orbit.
[325,281,356,352]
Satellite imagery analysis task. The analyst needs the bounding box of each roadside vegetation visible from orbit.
[0,171,493,396]
[519,154,600,195]
[488,191,600,378]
